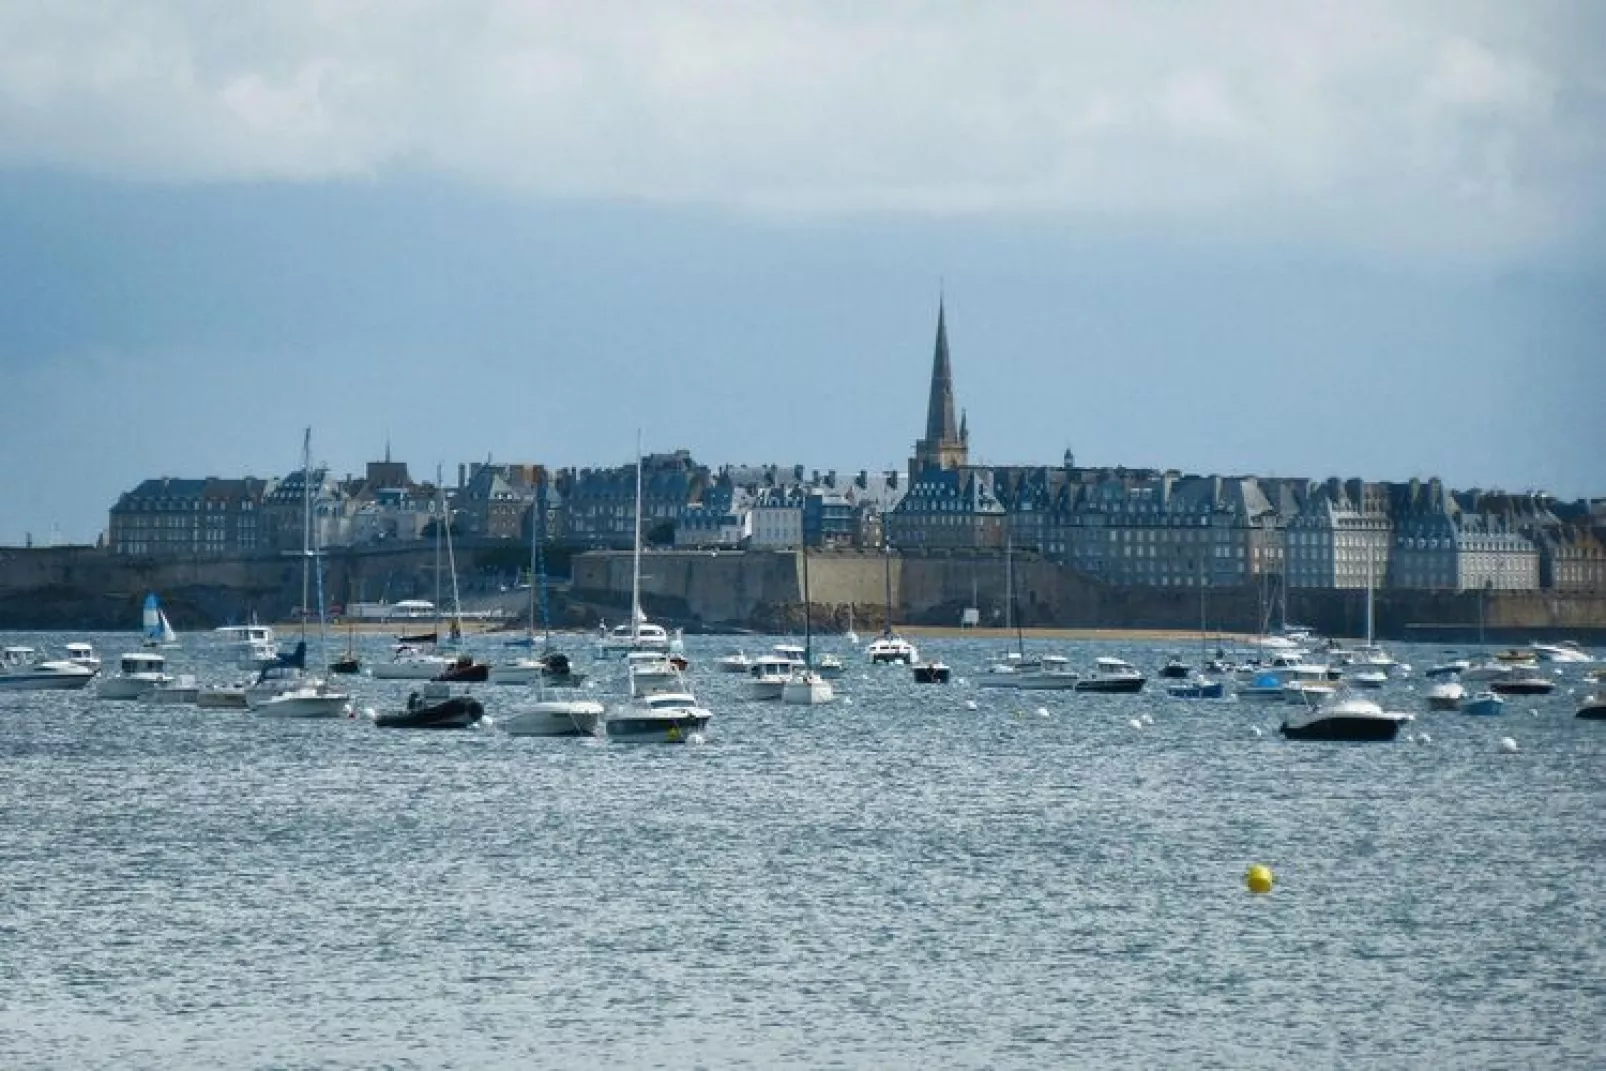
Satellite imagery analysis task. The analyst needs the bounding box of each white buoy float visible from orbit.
[1141,712,1154,726]
[1250,726,1262,737]
[964,699,978,711]
[1417,731,1431,744]
[1128,718,1143,730]
[1036,706,1050,718]
[1499,736,1519,753]
[842,697,853,706]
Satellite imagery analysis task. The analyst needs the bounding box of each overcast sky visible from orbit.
[1,1,1602,544]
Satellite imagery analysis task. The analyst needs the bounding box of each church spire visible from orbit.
[910,296,970,479]
[924,297,960,447]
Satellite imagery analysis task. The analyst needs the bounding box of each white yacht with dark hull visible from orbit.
[1280,690,1412,742]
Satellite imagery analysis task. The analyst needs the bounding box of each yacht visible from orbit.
[1528,642,1593,664]
[1531,641,1593,664]
[747,654,799,700]
[496,686,604,737]
[0,646,99,691]
[713,648,753,674]
[1488,668,1556,697]
[604,656,711,743]
[1074,657,1146,694]
[488,650,587,688]
[866,633,919,665]
[375,684,485,730]
[370,642,456,680]
[1425,680,1466,711]
[95,651,172,699]
[1280,690,1411,741]
[64,642,101,674]
[1166,674,1227,699]
[214,624,278,670]
[1460,691,1506,717]
[144,674,200,705]
[1424,658,1470,680]
[977,653,1077,690]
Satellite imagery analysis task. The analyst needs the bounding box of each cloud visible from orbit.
[0,0,1601,261]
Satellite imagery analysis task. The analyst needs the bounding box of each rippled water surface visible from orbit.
[2,631,1603,1069]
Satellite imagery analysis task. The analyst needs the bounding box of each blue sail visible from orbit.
[141,594,161,644]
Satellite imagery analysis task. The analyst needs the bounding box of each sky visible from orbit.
[1,0,1602,545]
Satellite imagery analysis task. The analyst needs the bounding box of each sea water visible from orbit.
[1,631,1602,1068]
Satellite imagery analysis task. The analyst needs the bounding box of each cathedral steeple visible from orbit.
[911,297,970,479]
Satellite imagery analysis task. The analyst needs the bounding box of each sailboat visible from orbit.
[782,546,835,705]
[845,603,859,646]
[371,475,459,680]
[977,536,1077,690]
[602,434,711,742]
[1347,548,1397,687]
[1167,566,1227,699]
[596,447,672,655]
[249,429,351,718]
[141,594,179,648]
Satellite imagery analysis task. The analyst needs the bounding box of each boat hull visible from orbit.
[604,712,711,743]
[254,691,350,718]
[1280,716,1405,741]
[375,695,485,729]
[1075,677,1146,694]
[1576,701,1606,720]
[1167,680,1226,699]
[0,671,97,691]
[1488,680,1555,696]
[781,678,835,705]
[497,701,602,736]
[912,663,951,684]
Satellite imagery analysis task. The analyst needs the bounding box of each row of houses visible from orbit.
[105,302,1604,594]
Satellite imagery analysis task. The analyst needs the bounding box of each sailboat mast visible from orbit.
[882,545,894,635]
[300,428,312,641]
[1365,545,1375,646]
[434,465,444,638]
[631,434,644,644]
[526,486,539,644]
[801,546,812,665]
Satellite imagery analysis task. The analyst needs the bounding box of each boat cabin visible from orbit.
[2,646,38,668]
[119,652,168,675]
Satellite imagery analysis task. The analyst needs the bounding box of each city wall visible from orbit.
[4,544,1606,641]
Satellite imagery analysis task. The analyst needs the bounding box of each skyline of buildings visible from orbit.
[90,305,1606,598]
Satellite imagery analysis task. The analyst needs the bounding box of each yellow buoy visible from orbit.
[1246,864,1275,895]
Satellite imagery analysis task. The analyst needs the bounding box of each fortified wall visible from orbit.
[4,544,1605,640]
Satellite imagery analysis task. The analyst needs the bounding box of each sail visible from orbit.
[158,610,178,645]
[142,594,162,646]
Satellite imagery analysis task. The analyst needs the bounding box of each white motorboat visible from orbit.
[196,684,250,709]
[0,646,99,691]
[604,655,711,743]
[370,642,455,680]
[1575,693,1606,720]
[496,692,605,736]
[95,651,172,699]
[713,648,754,674]
[1348,670,1389,689]
[64,642,101,674]
[597,618,671,655]
[214,623,278,669]
[813,653,846,679]
[1424,659,1470,680]
[1283,679,1339,705]
[747,655,798,700]
[1530,641,1593,664]
[1075,657,1146,693]
[1425,681,1465,711]
[1460,691,1506,717]
[145,674,201,705]
[1280,689,1412,741]
[251,679,351,718]
[977,653,1081,690]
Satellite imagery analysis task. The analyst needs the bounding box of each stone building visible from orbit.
[108,477,269,557]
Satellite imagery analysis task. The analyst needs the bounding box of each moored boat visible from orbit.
[1280,690,1411,741]
[95,651,172,699]
[1075,657,1146,693]
[1576,694,1606,720]
[1460,691,1506,717]
[0,646,99,691]
[1425,680,1465,711]
[911,660,952,684]
[376,684,485,729]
